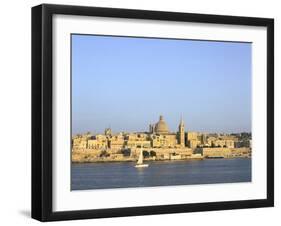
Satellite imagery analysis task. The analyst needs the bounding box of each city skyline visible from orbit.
[72,34,252,135]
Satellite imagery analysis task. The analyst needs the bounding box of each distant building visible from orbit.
[72,115,251,154]
[154,115,169,135]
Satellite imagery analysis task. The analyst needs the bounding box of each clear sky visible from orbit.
[72,34,252,135]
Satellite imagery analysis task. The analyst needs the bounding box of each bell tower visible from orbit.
[178,117,185,147]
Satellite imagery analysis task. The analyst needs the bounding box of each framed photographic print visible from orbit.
[32,4,274,221]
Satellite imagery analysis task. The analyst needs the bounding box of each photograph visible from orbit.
[31,3,274,221]
[71,34,252,190]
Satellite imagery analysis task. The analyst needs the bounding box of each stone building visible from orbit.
[72,115,187,151]
[186,132,201,148]
[87,134,107,149]
[108,134,124,149]
[149,115,185,148]
[124,133,151,148]
[72,115,251,158]
[72,133,92,150]
[206,135,236,148]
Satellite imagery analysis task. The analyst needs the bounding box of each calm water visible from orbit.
[71,158,251,190]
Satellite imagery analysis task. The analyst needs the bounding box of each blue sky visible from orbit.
[72,34,252,135]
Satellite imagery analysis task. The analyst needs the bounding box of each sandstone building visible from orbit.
[72,115,251,162]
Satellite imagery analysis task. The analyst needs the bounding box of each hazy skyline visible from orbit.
[72,34,252,135]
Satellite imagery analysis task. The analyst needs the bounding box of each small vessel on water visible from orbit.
[135,149,149,168]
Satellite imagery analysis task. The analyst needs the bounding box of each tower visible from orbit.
[178,117,185,147]
[104,127,112,136]
[149,124,154,134]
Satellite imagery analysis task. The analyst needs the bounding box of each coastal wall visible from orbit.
[194,147,251,158]
[72,147,195,163]
[72,147,250,163]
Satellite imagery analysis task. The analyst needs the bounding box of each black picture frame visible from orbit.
[32,3,274,222]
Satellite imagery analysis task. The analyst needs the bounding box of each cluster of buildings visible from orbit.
[72,115,251,162]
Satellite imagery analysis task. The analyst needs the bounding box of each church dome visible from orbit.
[155,115,169,134]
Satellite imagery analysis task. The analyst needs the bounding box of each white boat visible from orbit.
[135,149,149,168]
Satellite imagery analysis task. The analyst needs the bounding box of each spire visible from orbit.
[180,115,184,126]
[178,115,185,147]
